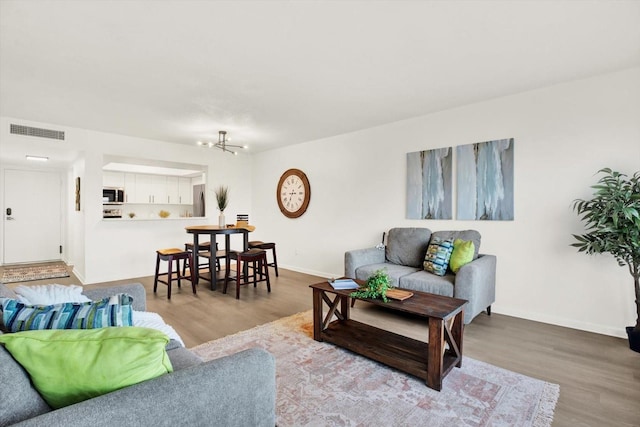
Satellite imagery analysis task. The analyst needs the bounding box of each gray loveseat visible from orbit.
[0,283,276,427]
[345,228,496,324]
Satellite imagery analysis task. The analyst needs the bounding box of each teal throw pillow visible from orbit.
[450,239,475,274]
[0,327,173,408]
[0,294,133,333]
[423,237,454,276]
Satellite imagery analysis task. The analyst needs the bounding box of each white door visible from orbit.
[3,169,62,264]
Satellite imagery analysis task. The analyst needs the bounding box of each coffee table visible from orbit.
[309,280,467,391]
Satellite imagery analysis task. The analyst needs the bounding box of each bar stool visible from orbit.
[248,241,279,277]
[154,248,195,299]
[223,249,271,299]
[184,241,221,274]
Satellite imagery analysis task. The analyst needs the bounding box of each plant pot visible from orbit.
[218,211,225,227]
[625,326,640,353]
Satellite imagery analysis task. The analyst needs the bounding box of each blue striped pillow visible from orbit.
[0,294,133,333]
[423,237,454,276]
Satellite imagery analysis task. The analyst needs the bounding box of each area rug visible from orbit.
[191,311,559,427]
[0,262,70,284]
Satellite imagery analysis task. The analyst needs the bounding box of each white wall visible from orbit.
[68,157,86,280]
[251,67,640,338]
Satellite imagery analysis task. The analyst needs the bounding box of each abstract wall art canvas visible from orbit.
[457,138,514,220]
[406,147,452,220]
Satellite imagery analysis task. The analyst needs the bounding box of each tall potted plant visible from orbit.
[572,168,640,352]
[215,185,229,227]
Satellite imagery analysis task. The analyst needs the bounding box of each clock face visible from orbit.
[277,169,310,218]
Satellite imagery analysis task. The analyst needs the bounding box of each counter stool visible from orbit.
[184,241,221,274]
[223,249,271,299]
[248,241,279,277]
[154,248,195,300]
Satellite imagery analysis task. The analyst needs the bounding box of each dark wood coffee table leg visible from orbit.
[452,310,464,368]
[341,294,350,320]
[312,288,323,341]
[427,317,444,391]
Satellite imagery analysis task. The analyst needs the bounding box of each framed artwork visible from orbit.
[406,147,452,220]
[75,177,81,211]
[457,138,514,220]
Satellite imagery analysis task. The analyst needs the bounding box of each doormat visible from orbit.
[1,262,70,284]
[192,311,559,427]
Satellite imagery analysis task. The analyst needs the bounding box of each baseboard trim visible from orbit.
[492,305,628,339]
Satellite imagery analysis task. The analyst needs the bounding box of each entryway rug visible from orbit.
[191,311,559,427]
[0,262,70,284]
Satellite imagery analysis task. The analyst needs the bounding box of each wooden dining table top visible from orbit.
[185,224,256,232]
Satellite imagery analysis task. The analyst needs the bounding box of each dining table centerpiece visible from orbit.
[215,185,229,227]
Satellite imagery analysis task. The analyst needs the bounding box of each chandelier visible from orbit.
[197,131,247,155]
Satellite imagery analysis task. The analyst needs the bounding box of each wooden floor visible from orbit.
[2,263,639,427]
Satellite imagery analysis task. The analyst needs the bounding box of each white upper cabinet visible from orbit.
[103,171,124,188]
[166,176,179,204]
[152,175,167,204]
[103,171,193,205]
[178,177,193,205]
[133,174,153,203]
[124,173,136,203]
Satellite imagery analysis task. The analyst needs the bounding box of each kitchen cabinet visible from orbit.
[104,171,193,205]
[124,173,136,203]
[178,177,193,205]
[134,174,167,204]
[103,171,124,188]
[166,177,179,204]
[152,175,167,203]
[166,177,192,204]
[135,175,167,204]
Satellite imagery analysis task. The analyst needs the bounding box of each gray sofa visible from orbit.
[345,227,496,324]
[0,283,276,427]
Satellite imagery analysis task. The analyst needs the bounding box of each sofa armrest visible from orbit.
[453,254,497,324]
[14,348,276,427]
[82,283,147,311]
[344,247,386,278]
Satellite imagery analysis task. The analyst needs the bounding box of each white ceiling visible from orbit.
[1,0,639,152]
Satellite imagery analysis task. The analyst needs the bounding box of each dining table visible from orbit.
[185,224,255,290]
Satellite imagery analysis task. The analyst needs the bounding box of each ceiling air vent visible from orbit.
[10,124,65,141]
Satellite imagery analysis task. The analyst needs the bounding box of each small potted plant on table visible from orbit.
[351,269,393,302]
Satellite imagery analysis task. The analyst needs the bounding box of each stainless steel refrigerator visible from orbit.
[193,184,205,217]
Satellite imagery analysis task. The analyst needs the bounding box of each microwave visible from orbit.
[103,187,125,204]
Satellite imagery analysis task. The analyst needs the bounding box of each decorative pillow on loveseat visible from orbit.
[423,237,454,276]
[0,294,133,333]
[0,327,173,408]
[431,230,481,259]
[449,239,475,274]
[386,227,432,268]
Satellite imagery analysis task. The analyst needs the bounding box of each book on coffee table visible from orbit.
[329,279,360,290]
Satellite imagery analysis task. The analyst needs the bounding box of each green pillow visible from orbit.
[0,327,173,409]
[449,239,475,274]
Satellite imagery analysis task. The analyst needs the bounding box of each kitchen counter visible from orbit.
[102,217,209,221]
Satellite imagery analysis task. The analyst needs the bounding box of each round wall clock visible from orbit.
[277,168,311,218]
